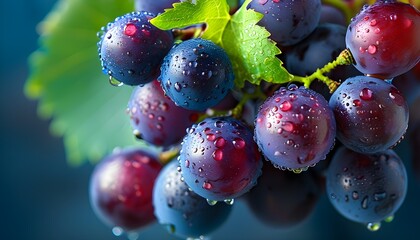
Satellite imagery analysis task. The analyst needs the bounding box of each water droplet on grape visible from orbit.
[367,222,381,231]
[361,196,369,209]
[353,99,362,107]
[112,227,124,237]
[224,199,235,205]
[282,121,295,132]
[203,182,212,190]
[212,149,223,161]
[174,82,182,92]
[206,199,218,206]
[232,138,245,149]
[360,88,373,100]
[185,160,190,168]
[374,192,387,201]
[124,23,137,36]
[280,101,292,111]
[207,134,216,141]
[352,191,359,200]
[367,45,377,54]
[109,77,124,87]
[214,137,226,148]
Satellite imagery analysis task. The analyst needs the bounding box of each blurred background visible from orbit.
[1,0,419,240]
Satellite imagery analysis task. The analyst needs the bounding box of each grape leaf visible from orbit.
[151,0,292,88]
[222,0,293,87]
[150,0,231,45]
[25,0,141,165]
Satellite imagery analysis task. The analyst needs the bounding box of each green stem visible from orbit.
[158,146,181,165]
[290,49,354,93]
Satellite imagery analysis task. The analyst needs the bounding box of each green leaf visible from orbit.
[221,0,293,87]
[150,0,231,45]
[25,0,141,166]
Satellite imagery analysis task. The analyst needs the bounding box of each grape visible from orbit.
[248,0,321,47]
[244,162,323,228]
[135,0,179,14]
[159,38,234,111]
[329,76,409,154]
[89,148,162,231]
[326,146,407,225]
[345,0,420,79]
[254,84,336,171]
[179,116,262,202]
[98,11,174,86]
[319,4,346,26]
[153,159,232,239]
[127,80,199,147]
[285,23,361,100]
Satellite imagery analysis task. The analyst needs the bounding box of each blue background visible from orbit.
[1,0,419,239]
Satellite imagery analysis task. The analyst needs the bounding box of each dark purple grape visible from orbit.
[135,0,179,14]
[329,76,409,154]
[89,148,162,231]
[127,80,199,147]
[319,4,346,26]
[326,146,407,225]
[244,162,323,228]
[254,84,336,171]
[159,38,234,111]
[179,117,262,202]
[248,0,322,47]
[153,160,232,239]
[345,0,420,79]
[285,23,361,100]
[98,11,173,86]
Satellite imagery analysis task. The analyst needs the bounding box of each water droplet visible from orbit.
[174,82,182,92]
[374,192,387,201]
[266,122,272,128]
[282,121,294,132]
[203,182,212,190]
[207,199,218,206]
[370,19,377,26]
[389,14,397,21]
[353,99,362,107]
[361,196,369,209]
[206,134,216,141]
[367,45,377,54]
[367,222,381,231]
[352,191,359,200]
[112,227,124,237]
[374,28,381,34]
[212,149,223,161]
[389,87,405,106]
[360,88,373,100]
[109,77,123,87]
[185,160,190,168]
[198,167,203,173]
[214,137,226,148]
[280,101,292,111]
[124,23,137,36]
[224,199,235,205]
[233,138,245,149]
[292,168,303,174]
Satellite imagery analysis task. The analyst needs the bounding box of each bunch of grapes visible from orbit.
[89,0,419,239]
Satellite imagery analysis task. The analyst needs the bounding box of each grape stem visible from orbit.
[158,146,181,165]
[291,48,354,93]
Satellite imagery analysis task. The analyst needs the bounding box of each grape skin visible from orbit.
[98,11,173,85]
[248,0,322,47]
[345,1,420,79]
[159,38,234,111]
[326,146,407,224]
[89,148,162,231]
[179,117,262,201]
[329,76,409,154]
[153,160,232,239]
[127,80,199,148]
[254,84,336,171]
